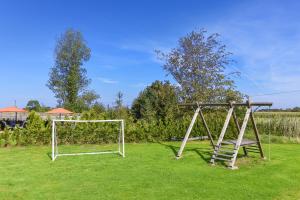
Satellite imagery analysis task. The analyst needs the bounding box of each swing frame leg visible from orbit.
[250,111,265,159]
[176,107,200,159]
[232,109,248,157]
[176,104,215,159]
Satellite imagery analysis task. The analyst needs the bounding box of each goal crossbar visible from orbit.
[52,119,125,161]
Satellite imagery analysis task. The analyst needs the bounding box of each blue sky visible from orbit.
[0,0,300,108]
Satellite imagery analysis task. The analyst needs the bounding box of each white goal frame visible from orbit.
[52,119,125,161]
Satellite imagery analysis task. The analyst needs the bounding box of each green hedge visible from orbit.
[1,110,297,147]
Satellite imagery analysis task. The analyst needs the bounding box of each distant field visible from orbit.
[254,112,300,138]
[256,112,300,116]
[1,142,300,200]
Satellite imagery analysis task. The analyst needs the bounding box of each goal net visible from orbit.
[51,119,125,161]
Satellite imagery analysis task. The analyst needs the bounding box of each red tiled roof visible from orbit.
[46,108,73,114]
[0,106,27,113]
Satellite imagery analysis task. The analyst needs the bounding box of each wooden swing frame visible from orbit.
[176,100,272,169]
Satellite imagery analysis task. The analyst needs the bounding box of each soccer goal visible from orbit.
[51,119,125,161]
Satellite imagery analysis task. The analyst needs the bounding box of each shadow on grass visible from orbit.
[46,152,52,160]
[155,141,214,164]
[154,141,257,168]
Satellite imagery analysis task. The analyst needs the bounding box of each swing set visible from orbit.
[176,100,272,169]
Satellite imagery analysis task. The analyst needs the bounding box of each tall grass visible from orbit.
[255,112,300,138]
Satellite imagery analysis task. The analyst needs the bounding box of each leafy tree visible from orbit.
[132,80,179,121]
[156,29,242,103]
[91,102,106,114]
[39,105,51,112]
[74,90,100,112]
[25,100,50,112]
[113,91,130,119]
[26,100,41,112]
[47,29,91,110]
[292,107,300,112]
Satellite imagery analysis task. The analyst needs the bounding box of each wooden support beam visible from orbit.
[180,102,273,107]
[211,107,234,164]
[176,107,200,158]
[232,110,248,156]
[229,108,251,169]
[250,111,265,158]
[198,108,215,148]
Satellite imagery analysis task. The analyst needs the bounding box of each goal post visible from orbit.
[51,119,125,161]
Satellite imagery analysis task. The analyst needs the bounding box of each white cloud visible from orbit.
[205,1,300,107]
[97,77,119,84]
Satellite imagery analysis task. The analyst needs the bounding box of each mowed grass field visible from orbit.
[1,142,300,200]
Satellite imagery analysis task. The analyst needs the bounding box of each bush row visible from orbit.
[1,110,299,147]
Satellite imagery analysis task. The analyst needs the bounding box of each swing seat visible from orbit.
[222,139,257,146]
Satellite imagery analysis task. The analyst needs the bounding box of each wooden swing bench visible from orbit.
[176,100,272,169]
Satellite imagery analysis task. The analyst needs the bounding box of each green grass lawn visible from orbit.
[1,142,300,200]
